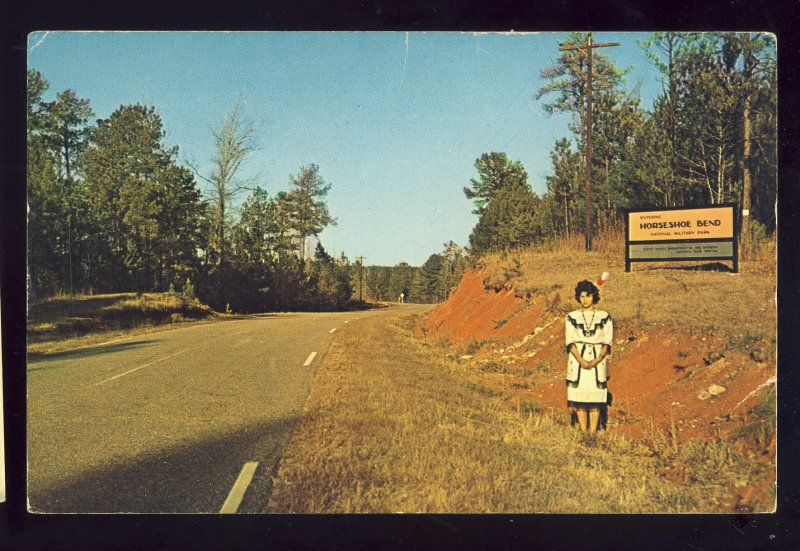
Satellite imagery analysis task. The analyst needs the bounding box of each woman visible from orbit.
[565,279,613,433]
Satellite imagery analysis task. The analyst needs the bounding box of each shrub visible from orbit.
[492,317,509,329]
[464,340,484,355]
[480,361,510,374]
[181,278,196,302]
[466,381,502,397]
[545,292,563,314]
[753,388,776,422]
[726,331,765,354]
[520,400,541,415]
[535,360,550,372]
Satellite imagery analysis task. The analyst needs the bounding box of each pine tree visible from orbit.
[78,104,204,292]
[537,32,625,149]
[154,163,206,290]
[284,164,336,259]
[466,153,543,256]
[545,138,582,238]
[463,152,528,214]
[469,182,542,255]
[26,71,96,297]
[417,253,444,303]
[27,70,63,297]
[719,32,777,256]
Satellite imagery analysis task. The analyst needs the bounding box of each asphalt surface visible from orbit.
[27,305,427,513]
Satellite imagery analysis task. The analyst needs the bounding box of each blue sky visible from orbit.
[28,31,665,266]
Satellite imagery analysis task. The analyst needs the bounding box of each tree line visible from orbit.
[27,70,353,312]
[29,32,774,309]
[359,242,469,304]
[27,69,470,310]
[465,32,776,256]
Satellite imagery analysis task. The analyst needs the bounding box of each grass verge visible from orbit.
[27,292,218,355]
[266,311,772,513]
[478,228,776,353]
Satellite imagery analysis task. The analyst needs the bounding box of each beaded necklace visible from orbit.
[581,307,596,332]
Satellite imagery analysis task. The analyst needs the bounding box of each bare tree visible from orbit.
[209,103,257,305]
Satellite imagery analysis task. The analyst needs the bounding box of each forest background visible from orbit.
[26,32,776,313]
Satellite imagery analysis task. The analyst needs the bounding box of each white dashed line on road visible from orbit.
[94,349,189,386]
[219,462,258,514]
[303,351,317,366]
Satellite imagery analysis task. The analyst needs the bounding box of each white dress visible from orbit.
[565,308,613,406]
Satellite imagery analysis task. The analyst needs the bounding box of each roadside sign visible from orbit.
[625,204,738,272]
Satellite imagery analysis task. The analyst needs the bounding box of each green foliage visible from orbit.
[464,152,528,214]
[415,253,444,303]
[25,76,353,315]
[27,32,777,310]
[358,261,423,304]
[519,400,541,415]
[491,317,509,329]
[466,381,502,397]
[479,361,511,374]
[284,164,337,259]
[411,242,468,303]
[78,104,206,293]
[537,32,625,135]
[27,132,65,296]
[463,153,544,257]
[304,244,354,310]
[726,330,766,354]
[464,341,481,355]
[390,263,413,299]
[753,388,776,420]
[26,70,96,298]
[544,138,582,238]
[528,31,777,247]
[469,177,544,255]
[181,278,196,302]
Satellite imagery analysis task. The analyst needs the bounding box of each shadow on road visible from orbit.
[219,313,282,320]
[28,415,301,514]
[27,339,161,365]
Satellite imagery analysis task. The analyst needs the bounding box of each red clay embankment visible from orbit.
[422,269,775,447]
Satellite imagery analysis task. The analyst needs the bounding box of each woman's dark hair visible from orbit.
[574,280,600,304]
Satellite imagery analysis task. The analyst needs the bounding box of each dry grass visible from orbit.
[27,292,217,354]
[479,227,776,351]
[266,311,772,513]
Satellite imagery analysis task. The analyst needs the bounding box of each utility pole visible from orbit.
[357,256,365,302]
[739,32,755,260]
[559,33,619,251]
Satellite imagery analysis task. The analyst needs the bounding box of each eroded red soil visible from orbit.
[422,269,776,509]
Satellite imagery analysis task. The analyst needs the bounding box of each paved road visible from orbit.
[27,305,428,513]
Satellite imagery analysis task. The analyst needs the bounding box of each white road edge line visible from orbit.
[94,349,189,386]
[303,351,317,366]
[219,461,259,514]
